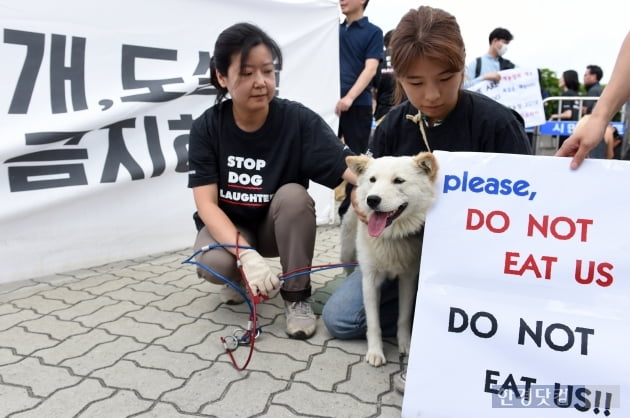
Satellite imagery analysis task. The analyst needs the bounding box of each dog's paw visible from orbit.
[398,334,412,355]
[365,349,387,367]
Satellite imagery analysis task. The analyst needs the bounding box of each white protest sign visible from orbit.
[403,151,630,417]
[468,67,546,128]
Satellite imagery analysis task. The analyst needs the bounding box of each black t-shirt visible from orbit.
[374,50,395,121]
[367,90,532,157]
[584,82,603,114]
[188,97,353,227]
[560,89,580,121]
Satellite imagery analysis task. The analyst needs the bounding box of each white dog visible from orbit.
[341,152,438,367]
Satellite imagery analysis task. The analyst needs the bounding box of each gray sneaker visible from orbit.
[284,299,316,339]
[220,283,246,305]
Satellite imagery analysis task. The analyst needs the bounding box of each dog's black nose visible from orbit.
[366,195,381,209]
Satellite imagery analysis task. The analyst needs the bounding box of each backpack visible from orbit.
[475,56,515,78]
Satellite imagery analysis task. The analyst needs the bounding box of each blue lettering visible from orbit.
[484,177,500,195]
[442,172,536,200]
[513,180,530,196]
[469,176,484,192]
[444,174,461,192]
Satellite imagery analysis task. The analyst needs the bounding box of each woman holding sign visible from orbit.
[322,5,532,393]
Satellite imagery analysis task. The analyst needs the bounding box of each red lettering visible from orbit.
[504,252,557,279]
[596,263,614,287]
[504,252,520,275]
[527,215,593,242]
[466,208,484,230]
[521,254,542,278]
[575,260,614,287]
[466,209,509,233]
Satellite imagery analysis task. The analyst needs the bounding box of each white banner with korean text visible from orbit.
[468,67,546,128]
[0,0,341,283]
[403,151,630,417]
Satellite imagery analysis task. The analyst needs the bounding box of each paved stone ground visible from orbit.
[0,224,405,418]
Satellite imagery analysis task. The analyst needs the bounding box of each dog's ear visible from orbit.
[413,152,439,182]
[345,155,372,176]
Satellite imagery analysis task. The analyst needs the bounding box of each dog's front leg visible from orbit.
[339,210,358,276]
[362,271,386,366]
[396,273,418,355]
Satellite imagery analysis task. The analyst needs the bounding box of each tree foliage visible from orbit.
[539,68,559,117]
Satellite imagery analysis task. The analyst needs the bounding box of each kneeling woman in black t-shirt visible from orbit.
[188,23,356,340]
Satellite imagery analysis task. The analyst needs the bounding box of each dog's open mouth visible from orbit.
[367,203,408,237]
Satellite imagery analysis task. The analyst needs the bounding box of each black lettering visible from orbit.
[143,116,165,177]
[483,369,500,394]
[5,29,45,114]
[168,114,194,173]
[50,34,87,113]
[447,307,468,333]
[120,45,185,102]
[101,118,144,182]
[518,318,542,348]
[5,131,89,191]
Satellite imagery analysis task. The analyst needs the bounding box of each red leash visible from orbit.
[222,232,259,371]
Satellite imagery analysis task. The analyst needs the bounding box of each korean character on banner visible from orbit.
[168,114,194,173]
[5,131,89,192]
[101,115,193,182]
[101,118,146,182]
[120,45,187,103]
[189,51,217,96]
[5,29,88,115]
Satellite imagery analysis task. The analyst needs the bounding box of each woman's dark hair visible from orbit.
[389,6,465,103]
[383,29,393,48]
[210,22,282,104]
[562,70,580,92]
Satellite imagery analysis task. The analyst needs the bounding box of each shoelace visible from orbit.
[288,300,313,316]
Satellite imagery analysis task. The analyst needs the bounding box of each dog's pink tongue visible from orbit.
[368,212,388,237]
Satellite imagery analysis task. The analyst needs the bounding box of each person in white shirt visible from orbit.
[463,27,515,89]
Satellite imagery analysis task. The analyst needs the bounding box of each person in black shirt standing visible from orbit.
[583,64,604,115]
[373,30,396,122]
[549,69,581,148]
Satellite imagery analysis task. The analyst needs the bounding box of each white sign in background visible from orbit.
[468,67,546,128]
[0,0,340,283]
[403,151,630,417]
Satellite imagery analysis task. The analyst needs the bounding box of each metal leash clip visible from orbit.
[222,335,239,351]
[233,326,261,345]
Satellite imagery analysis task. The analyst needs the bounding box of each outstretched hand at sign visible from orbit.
[556,31,630,169]
[555,114,607,169]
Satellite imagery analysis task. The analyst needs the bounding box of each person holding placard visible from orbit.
[463,27,516,89]
[322,6,532,393]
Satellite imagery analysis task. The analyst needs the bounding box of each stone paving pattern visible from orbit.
[0,224,405,417]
